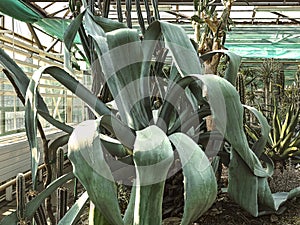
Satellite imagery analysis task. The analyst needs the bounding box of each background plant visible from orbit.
[268,102,300,163]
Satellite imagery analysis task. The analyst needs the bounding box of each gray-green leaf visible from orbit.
[68,119,123,225]
[169,132,217,225]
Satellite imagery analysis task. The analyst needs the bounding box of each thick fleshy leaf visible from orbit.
[100,114,136,150]
[193,75,268,215]
[271,102,281,145]
[228,151,260,216]
[92,14,126,32]
[169,133,217,225]
[229,150,300,216]
[161,74,297,216]
[1,49,73,134]
[64,11,85,51]
[89,202,111,225]
[196,75,268,177]
[159,74,268,176]
[83,11,151,129]
[200,50,242,84]
[37,110,73,133]
[40,66,111,116]
[133,125,174,225]
[158,76,197,131]
[84,10,106,37]
[0,48,48,113]
[105,28,150,129]
[0,50,70,134]
[25,66,83,188]
[123,183,136,225]
[144,21,203,77]
[68,119,123,225]
[243,105,270,157]
[57,191,89,225]
[25,69,43,188]
[142,21,204,121]
[190,75,300,216]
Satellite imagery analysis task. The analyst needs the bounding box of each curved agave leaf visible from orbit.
[24,64,111,188]
[158,76,197,131]
[194,75,267,216]
[0,48,48,113]
[25,69,43,188]
[100,114,136,149]
[64,11,85,51]
[197,75,268,177]
[40,66,111,116]
[83,11,152,129]
[243,105,270,157]
[64,10,126,58]
[24,65,134,159]
[144,21,203,77]
[193,75,300,216]
[3,62,72,133]
[142,21,204,120]
[88,202,112,225]
[57,191,89,225]
[231,148,300,216]
[0,51,71,134]
[105,28,150,129]
[271,101,281,145]
[159,74,268,176]
[200,50,242,84]
[133,125,174,225]
[169,132,217,225]
[68,119,123,225]
[123,183,136,225]
[159,74,290,216]
[92,14,127,32]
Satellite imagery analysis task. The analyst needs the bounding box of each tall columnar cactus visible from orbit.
[56,147,68,223]
[16,173,26,224]
[236,72,245,105]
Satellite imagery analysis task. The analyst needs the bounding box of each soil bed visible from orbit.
[163,163,300,225]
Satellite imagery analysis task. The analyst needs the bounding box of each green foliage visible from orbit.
[57,191,89,225]
[268,102,300,162]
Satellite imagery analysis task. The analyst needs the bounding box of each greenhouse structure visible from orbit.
[0,0,299,224]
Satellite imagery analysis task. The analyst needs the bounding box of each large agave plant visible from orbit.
[1,4,300,225]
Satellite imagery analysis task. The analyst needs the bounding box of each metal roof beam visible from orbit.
[271,11,300,24]
[25,0,300,6]
[27,23,44,50]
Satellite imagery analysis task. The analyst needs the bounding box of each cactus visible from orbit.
[236,72,245,104]
[16,173,26,223]
[56,147,65,178]
[275,66,285,102]
[56,188,68,223]
[56,147,68,223]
